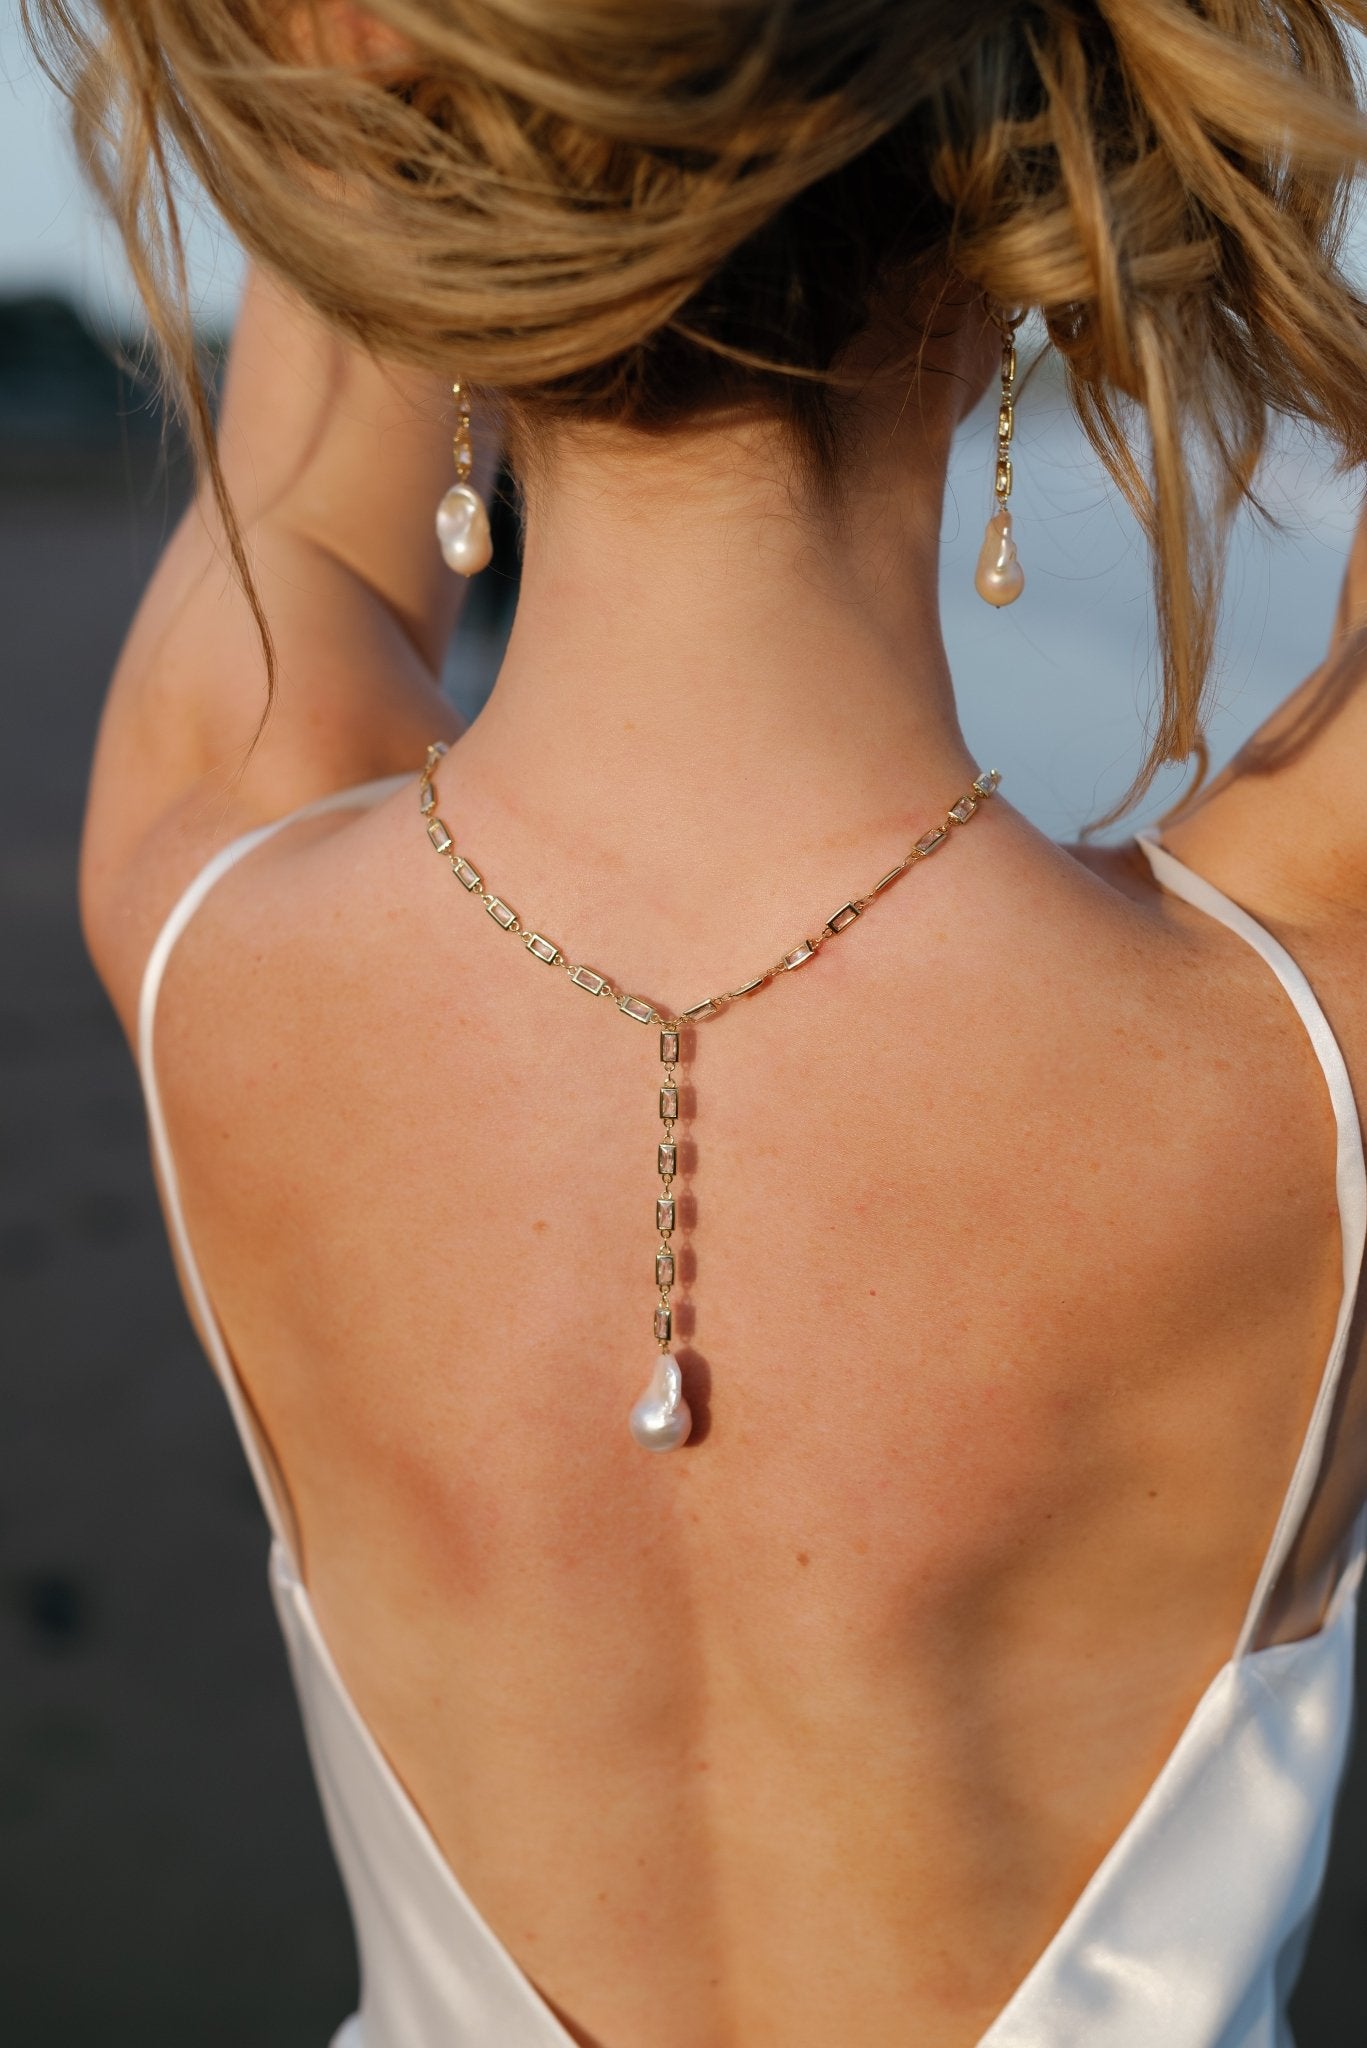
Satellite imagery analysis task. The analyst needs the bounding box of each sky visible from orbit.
[0,0,244,328]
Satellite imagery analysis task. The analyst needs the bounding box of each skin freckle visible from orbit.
[796,1550,810,1566]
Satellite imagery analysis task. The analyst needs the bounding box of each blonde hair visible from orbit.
[26,0,1367,819]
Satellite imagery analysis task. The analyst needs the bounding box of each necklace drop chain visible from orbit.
[419,741,1001,1453]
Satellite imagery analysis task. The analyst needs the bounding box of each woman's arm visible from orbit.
[80,264,493,1009]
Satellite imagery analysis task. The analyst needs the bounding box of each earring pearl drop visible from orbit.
[436,380,492,577]
[975,315,1025,609]
[975,505,1024,606]
[437,484,493,576]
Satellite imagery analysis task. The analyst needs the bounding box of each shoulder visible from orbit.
[1152,612,1367,936]
[1060,612,1367,1039]
[83,736,444,1050]
[78,496,459,1042]
[1055,798,1367,1293]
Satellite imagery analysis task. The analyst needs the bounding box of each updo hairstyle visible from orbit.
[25,0,1367,816]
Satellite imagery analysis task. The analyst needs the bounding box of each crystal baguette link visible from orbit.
[657,1026,679,1347]
[525,933,559,964]
[420,750,1000,1024]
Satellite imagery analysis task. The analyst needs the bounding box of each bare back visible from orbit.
[140,759,1366,2048]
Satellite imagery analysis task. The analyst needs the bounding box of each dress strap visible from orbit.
[1135,829,1367,1656]
[136,771,413,1558]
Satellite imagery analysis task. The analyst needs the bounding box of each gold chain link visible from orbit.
[419,741,999,1028]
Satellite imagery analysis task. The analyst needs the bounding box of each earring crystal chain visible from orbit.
[418,740,1002,1451]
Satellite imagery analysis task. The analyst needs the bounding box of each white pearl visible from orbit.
[436,484,493,576]
[629,1353,692,1452]
[974,506,1025,607]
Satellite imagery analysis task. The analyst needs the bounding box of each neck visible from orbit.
[456,356,986,898]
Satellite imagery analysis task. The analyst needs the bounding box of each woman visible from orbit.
[32,0,1367,2041]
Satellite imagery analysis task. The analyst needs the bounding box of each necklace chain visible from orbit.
[419,741,1001,1028]
[417,739,1001,1452]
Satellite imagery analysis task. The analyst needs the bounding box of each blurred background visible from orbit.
[4,0,1367,2039]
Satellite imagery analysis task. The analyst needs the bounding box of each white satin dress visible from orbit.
[136,773,1367,2048]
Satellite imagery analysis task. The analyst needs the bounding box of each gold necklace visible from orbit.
[419,740,1001,1453]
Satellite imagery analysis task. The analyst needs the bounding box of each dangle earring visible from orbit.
[435,380,493,576]
[974,311,1025,608]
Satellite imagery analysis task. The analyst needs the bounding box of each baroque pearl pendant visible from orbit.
[629,1354,692,1452]
[975,505,1024,607]
[436,484,493,576]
